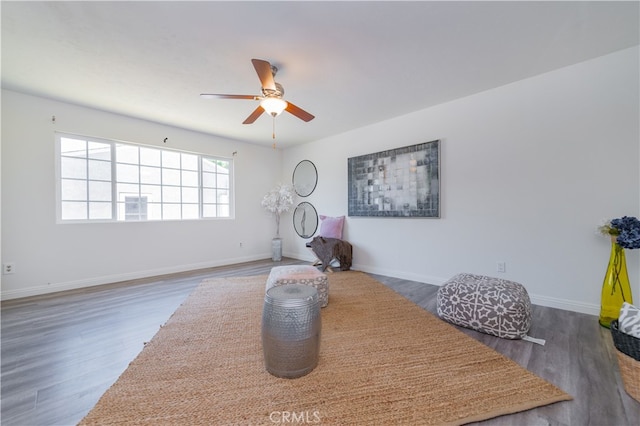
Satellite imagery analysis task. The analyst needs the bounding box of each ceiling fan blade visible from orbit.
[251,59,276,91]
[242,106,265,124]
[285,102,315,122]
[200,94,258,100]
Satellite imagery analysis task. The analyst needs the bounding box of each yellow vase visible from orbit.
[599,237,634,328]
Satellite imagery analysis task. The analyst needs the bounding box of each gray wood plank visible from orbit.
[2,260,639,425]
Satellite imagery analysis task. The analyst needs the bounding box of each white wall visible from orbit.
[3,47,638,314]
[1,90,283,299]
[282,47,640,315]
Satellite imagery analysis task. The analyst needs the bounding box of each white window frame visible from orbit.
[55,132,234,223]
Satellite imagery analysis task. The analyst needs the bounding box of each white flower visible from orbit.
[262,184,295,236]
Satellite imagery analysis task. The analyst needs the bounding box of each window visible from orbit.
[56,133,233,222]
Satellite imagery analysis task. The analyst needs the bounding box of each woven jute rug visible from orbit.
[80,271,571,425]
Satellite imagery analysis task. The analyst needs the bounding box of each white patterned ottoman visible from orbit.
[436,273,532,339]
[266,265,329,308]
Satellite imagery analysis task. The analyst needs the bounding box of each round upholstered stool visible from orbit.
[262,284,322,379]
[266,265,329,307]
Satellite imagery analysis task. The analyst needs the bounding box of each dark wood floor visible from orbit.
[1,258,639,425]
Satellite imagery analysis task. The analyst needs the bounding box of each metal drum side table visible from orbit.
[262,284,321,378]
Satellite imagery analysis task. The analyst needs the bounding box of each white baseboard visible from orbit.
[3,253,603,317]
[529,294,599,316]
[342,260,601,317]
[352,262,448,287]
[0,254,269,301]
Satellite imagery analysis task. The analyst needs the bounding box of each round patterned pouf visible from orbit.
[262,284,321,379]
[266,265,329,307]
[436,273,532,339]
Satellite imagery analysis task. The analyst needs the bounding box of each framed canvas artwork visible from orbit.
[347,140,440,218]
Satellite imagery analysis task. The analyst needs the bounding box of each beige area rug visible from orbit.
[80,271,571,425]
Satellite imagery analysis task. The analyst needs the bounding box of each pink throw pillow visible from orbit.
[318,215,345,239]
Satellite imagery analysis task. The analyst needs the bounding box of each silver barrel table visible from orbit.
[262,284,321,378]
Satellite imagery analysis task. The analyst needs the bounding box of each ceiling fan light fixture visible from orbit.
[260,97,288,117]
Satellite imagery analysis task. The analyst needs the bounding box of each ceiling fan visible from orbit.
[200,59,315,135]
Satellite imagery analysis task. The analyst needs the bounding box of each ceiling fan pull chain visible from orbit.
[272,116,276,140]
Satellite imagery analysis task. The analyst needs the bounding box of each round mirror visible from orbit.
[293,202,318,238]
[292,160,318,197]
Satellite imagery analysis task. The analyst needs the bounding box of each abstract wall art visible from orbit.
[347,140,440,218]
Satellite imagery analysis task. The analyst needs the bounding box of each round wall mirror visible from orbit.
[292,160,318,197]
[293,202,318,238]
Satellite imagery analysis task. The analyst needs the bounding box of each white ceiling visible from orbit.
[2,1,638,148]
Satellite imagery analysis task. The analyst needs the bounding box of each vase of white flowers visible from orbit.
[598,216,640,328]
[262,184,295,261]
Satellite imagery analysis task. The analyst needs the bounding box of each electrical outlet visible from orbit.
[496,262,506,273]
[3,263,16,275]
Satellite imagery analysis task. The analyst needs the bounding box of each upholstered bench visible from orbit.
[436,273,532,339]
[266,265,329,308]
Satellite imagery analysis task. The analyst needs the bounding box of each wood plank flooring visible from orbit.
[2,259,639,425]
